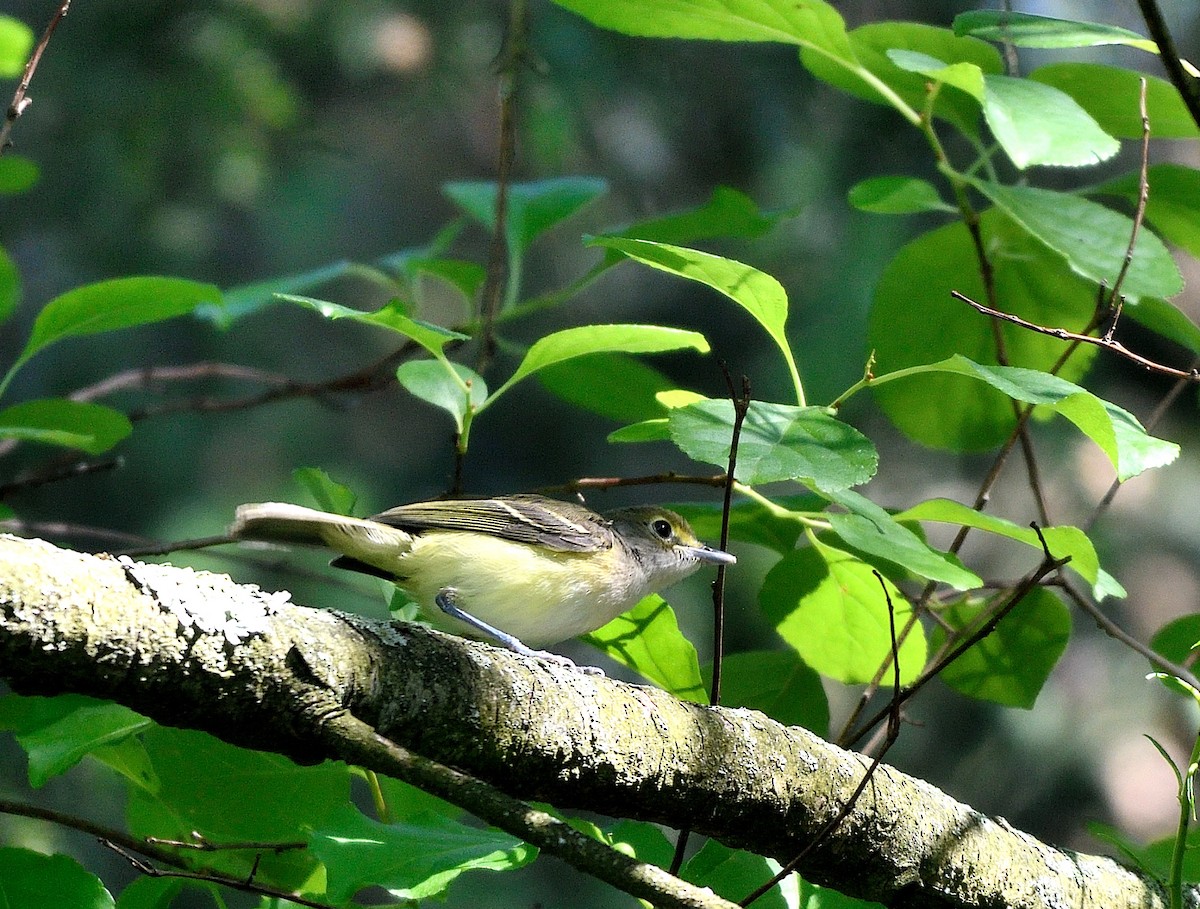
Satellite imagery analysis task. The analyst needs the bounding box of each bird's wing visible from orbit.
[372,495,612,552]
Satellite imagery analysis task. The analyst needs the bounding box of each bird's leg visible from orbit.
[434,588,603,675]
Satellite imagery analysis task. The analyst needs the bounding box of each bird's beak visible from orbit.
[682,544,736,566]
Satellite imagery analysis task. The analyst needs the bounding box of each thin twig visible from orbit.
[1103,78,1152,339]
[545,473,729,495]
[0,456,123,498]
[69,362,298,403]
[953,290,1200,381]
[1058,580,1200,692]
[0,0,71,155]
[101,840,335,909]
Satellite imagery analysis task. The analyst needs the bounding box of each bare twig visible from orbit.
[953,290,1200,381]
[1103,78,1152,339]
[0,456,123,498]
[1058,581,1200,692]
[0,0,71,154]
[0,798,331,909]
[545,472,729,495]
[69,362,298,403]
[102,840,335,909]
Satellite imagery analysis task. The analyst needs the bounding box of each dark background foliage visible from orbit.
[3,1,1200,904]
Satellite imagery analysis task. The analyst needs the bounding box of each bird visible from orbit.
[231,494,734,668]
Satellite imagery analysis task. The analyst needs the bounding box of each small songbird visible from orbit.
[231,494,734,667]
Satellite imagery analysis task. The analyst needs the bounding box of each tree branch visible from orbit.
[0,534,1178,909]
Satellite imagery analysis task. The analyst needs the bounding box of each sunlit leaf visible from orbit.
[669,398,877,488]
[488,323,709,404]
[761,538,926,685]
[311,806,535,902]
[397,360,487,434]
[982,75,1119,169]
[590,237,802,401]
[930,589,1070,708]
[583,595,707,702]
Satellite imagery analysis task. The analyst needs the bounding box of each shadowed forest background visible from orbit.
[3,1,1200,906]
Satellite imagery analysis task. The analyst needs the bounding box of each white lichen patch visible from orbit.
[118,557,288,645]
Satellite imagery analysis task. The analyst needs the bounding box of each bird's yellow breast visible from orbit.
[395,531,644,647]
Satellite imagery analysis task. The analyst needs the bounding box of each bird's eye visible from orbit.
[651,519,673,540]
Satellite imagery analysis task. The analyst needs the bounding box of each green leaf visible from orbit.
[212,260,355,326]
[126,727,349,889]
[761,538,926,685]
[682,841,799,909]
[551,0,856,60]
[802,22,1001,135]
[409,257,487,303]
[0,849,114,909]
[4,278,223,395]
[0,244,18,325]
[0,399,132,454]
[1150,614,1200,669]
[0,155,39,194]
[1093,164,1200,259]
[536,352,675,423]
[293,466,358,516]
[1030,63,1200,140]
[277,294,468,355]
[0,16,34,77]
[954,10,1159,54]
[606,820,675,867]
[705,650,829,734]
[930,589,1070,708]
[981,75,1119,169]
[488,323,709,404]
[583,595,707,702]
[877,356,1178,482]
[849,176,954,215]
[311,805,535,902]
[669,399,877,489]
[615,186,782,245]
[868,212,1099,451]
[821,486,981,590]
[971,180,1180,300]
[114,877,187,909]
[591,237,802,402]
[608,417,671,443]
[894,497,1103,593]
[397,360,487,434]
[886,49,984,100]
[444,177,607,257]
[0,694,151,788]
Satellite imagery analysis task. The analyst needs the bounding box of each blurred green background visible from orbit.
[3,0,1200,905]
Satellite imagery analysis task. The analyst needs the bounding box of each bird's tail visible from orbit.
[231,502,407,549]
